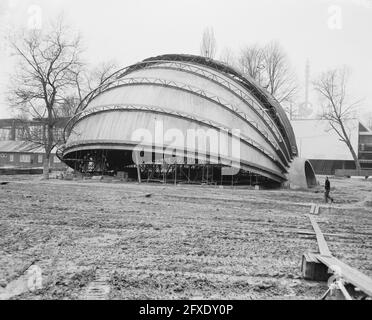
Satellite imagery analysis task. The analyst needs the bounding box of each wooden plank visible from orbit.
[316,255,372,297]
[310,204,315,214]
[337,281,353,300]
[315,205,320,215]
[309,204,320,215]
[308,215,332,256]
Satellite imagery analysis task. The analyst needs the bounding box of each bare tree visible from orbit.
[219,47,236,67]
[238,41,297,111]
[313,66,362,171]
[73,60,118,108]
[57,95,79,118]
[239,44,265,81]
[57,61,118,118]
[200,27,217,59]
[7,17,83,179]
[263,42,297,104]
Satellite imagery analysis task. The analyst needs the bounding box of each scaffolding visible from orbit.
[61,148,277,187]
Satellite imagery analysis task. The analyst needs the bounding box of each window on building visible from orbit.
[9,154,14,162]
[53,128,64,143]
[38,155,43,163]
[20,154,31,163]
[0,129,11,140]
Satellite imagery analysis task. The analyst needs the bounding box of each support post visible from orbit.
[220,166,223,185]
[174,162,177,186]
[301,252,329,281]
[135,152,141,184]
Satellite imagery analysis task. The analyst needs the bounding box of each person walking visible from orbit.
[324,176,334,203]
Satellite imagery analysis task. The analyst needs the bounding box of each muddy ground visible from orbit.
[0,175,371,300]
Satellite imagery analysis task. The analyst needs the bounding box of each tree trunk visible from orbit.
[43,156,50,180]
[42,110,54,180]
[346,137,361,172]
[349,146,361,172]
[339,120,361,172]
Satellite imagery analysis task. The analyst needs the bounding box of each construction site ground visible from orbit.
[0,175,371,300]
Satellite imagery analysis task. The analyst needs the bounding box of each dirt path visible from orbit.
[0,175,371,299]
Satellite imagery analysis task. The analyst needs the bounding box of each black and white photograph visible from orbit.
[0,0,371,309]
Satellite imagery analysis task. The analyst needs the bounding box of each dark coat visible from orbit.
[325,179,330,191]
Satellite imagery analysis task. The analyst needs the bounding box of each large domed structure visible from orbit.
[59,54,316,188]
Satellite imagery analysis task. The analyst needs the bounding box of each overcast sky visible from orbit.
[0,0,371,119]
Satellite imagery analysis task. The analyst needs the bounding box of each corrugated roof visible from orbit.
[0,140,56,154]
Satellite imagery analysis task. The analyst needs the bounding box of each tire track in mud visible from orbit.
[1,177,371,299]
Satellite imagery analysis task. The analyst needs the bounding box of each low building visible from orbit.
[359,123,372,168]
[291,119,372,175]
[0,118,68,142]
[0,140,65,171]
[0,118,69,173]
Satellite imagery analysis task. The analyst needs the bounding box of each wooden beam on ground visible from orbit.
[307,215,332,256]
[134,152,141,184]
[337,281,353,300]
[315,204,320,215]
[315,254,372,297]
[310,204,315,214]
[310,203,320,215]
[301,252,329,281]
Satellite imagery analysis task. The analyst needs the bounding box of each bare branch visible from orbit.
[313,66,361,170]
[238,41,298,112]
[7,16,84,179]
[200,27,217,59]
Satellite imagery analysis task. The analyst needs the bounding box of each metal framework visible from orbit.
[60,54,301,186]
[61,146,285,183]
